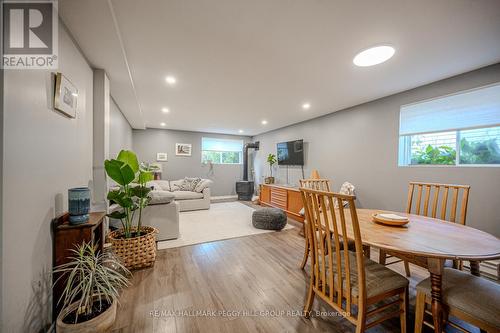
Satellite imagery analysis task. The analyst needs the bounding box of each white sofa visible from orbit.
[148,179,212,212]
[109,192,180,241]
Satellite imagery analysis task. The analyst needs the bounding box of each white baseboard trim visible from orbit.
[211,195,238,203]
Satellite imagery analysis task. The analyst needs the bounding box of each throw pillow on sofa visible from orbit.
[194,179,213,193]
[180,177,202,191]
[169,180,183,191]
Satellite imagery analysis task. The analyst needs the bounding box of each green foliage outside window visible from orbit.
[202,151,241,164]
[221,152,240,163]
[411,145,456,165]
[410,138,500,165]
[460,138,500,164]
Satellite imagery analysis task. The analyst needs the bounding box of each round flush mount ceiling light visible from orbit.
[165,76,177,85]
[160,122,166,127]
[302,103,311,110]
[261,120,268,125]
[161,107,170,113]
[353,45,395,67]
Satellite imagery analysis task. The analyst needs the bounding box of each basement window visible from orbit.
[201,137,243,164]
[398,83,500,166]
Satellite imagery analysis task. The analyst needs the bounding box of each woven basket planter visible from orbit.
[107,226,158,270]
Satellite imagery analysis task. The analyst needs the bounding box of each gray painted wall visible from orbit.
[2,23,94,332]
[109,98,133,158]
[252,64,500,236]
[133,129,251,196]
[0,36,4,331]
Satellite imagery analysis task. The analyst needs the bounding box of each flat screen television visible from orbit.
[277,140,304,165]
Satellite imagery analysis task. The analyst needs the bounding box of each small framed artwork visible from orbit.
[54,73,78,118]
[175,143,192,156]
[156,153,168,161]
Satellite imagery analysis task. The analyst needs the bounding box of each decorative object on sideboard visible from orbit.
[175,143,192,156]
[149,162,162,180]
[54,72,78,118]
[54,242,130,333]
[68,187,90,225]
[156,152,167,161]
[236,141,259,200]
[104,150,158,269]
[265,153,277,184]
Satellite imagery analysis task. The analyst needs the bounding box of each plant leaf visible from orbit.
[117,150,139,173]
[104,160,135,186]
[130,186,151,198]
[107,211,127,220]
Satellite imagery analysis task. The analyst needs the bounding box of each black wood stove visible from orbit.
[236,141,259,200]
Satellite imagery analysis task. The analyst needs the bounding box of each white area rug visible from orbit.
[157,202,294,250]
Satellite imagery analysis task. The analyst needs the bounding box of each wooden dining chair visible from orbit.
[379,182,471,276]
[299,179,332,269]
[414,267,500,332]
[300,188,409,333]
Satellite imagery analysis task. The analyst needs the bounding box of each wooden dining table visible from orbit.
[332,208,500,333]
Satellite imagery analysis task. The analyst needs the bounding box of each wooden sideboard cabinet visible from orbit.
[259,184,304,222]
[52,211,106,321]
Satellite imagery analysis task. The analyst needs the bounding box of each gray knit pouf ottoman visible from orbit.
[252,208,287,230]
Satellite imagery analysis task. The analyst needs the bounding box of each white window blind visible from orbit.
[201,137,243,152]
[399,83,500,136]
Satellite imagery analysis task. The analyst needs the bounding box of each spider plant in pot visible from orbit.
[105,150,159,270]
[54,242,130,333]
[265,153,277,184]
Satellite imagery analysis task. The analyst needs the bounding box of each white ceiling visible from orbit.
[59,0,500,136]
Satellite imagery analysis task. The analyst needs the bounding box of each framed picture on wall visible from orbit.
[54,73,78,118]
[156,153,168,161]
[175,143,192,156]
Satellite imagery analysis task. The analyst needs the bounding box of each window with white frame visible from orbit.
[201,137,243,164]
[398,83,500,166]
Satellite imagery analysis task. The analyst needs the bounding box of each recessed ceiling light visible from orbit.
[302,103,311,110]
[160,122,166,127]
[261,120,268,125]
[165,76,177,85]
[238,129,244,133]
[353,45,395,67]
[161,107,170,113]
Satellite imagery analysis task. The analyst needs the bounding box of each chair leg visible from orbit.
[355,308,367,333]
[400,289,408,333]
[303,277,315,318]
[363,245,371,259]
[414,291,426,333]
[379,249,387,265]
[404,261,411,277]
[300,229,310,270]
[452,259,463,270]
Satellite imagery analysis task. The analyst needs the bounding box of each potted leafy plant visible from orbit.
[265,153,277,184]
[54,242,130,333]
[105,150,158,269]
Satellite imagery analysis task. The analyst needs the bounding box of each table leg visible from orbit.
[469,260,480,276]
[427,258,445,333]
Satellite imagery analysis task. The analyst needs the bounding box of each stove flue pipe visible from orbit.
[243,141,259,181]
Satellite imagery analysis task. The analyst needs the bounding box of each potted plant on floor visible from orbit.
[54,242,130,333]
[105,150,158,269]
[265,153,277,184]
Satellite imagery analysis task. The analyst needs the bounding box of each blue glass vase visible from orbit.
[68,187,90,225]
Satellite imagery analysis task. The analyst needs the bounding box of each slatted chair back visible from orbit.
[300,187,366,324]
[299,179,331,191]
[406,182,471,225]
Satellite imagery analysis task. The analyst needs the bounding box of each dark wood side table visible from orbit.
[51,211,106,321]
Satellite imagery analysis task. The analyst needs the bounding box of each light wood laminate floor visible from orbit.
[111,218,450,333]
